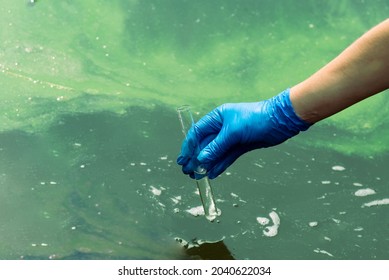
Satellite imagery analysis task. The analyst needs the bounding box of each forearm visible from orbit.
[290,18,389,123]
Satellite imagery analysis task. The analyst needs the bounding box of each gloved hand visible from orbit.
[177,89,311,179]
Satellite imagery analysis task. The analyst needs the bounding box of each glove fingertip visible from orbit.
[177,155,186,165]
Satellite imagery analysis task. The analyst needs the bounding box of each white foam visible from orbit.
[185,206,204,217]
[149,186,161,196]
[332,165,346,171]
[256,217,270,225]
[230,192,239,198]
[362,198,389,208]
[309,221,318,227]
[332,218,341,224]
[170,196,181,204]
[354,188,376,197]
[263,211,280,237]
[314,248,333,257]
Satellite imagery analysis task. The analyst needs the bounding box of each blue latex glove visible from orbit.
[177,89,311,179]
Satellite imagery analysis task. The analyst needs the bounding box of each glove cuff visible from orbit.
[271,88,312,134]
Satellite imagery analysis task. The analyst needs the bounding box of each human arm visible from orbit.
[177,19,389,179]
[291,18,389,123]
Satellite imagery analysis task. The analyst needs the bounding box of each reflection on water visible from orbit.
[1,0,389,259]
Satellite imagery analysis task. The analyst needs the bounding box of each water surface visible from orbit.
[1,0,388,259]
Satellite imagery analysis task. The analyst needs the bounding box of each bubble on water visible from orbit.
[354,188,376,197]
[353,182,363,187]
[354,227,364,232]
[321,180,331,185]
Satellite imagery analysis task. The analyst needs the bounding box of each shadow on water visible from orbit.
[176,238,235,260]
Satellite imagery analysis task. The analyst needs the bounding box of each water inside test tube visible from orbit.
[194,170,220,222]
[177,105,220,221]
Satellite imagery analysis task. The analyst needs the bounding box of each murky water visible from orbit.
[1,0,388,259]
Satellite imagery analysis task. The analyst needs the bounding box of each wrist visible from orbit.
[272,88,312,133]
[290,84,321,124]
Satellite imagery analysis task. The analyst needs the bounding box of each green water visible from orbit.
[0,0,388,259]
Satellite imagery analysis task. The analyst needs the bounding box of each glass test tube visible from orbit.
[177,105,219,222]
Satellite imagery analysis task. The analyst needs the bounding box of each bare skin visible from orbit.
[291,18,389,124]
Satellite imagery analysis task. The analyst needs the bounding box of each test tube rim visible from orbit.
[176,104,191,113]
